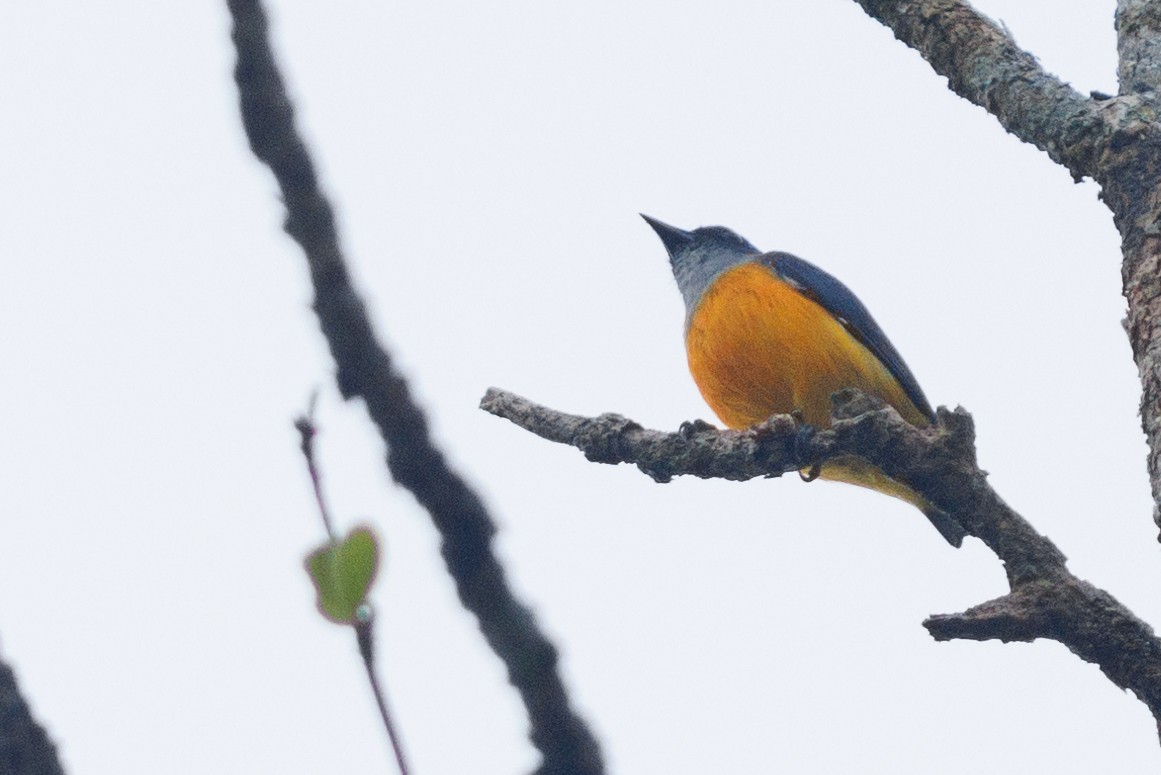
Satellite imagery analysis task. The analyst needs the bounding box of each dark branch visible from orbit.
[0,651,65,775]
[225,2,604,772]
[482,387,1161,723]
[926,579,1161,719]
[924,586,1055,643]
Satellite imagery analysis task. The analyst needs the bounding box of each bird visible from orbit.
[641,214,958,542]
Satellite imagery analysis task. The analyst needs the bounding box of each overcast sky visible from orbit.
[3,1,1158,773]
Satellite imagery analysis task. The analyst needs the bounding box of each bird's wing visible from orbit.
[761,251,935,422]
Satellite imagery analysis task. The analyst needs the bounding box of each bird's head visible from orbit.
[641,214,761,315]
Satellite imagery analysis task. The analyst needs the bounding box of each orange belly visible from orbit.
[685,262,927,430]
[685,262,929,509]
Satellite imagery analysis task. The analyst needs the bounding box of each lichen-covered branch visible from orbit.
[480,387,799,483]
[225,2,604,773]
[852,0,1106,180]
[925,578,1161,717]
[482,387,1161,722]
[1099,80,1161,542]
[1117,0,1161,93]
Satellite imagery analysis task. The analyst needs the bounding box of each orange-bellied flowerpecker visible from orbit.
[643,214,938,517]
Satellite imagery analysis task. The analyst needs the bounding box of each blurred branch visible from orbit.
[225,2,604,772]
[482,387,1161,725]
[0,651,65,775]
[851,1,1161,540]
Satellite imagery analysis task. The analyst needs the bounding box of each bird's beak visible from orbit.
[640,214,693,256]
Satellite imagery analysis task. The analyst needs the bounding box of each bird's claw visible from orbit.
[792,421,823,481]
[679,418,717,440]
[799,462,823,482]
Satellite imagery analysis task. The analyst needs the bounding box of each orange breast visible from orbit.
[685,262,926,430]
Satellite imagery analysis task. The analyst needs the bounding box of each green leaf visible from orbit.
[305,525,380,624]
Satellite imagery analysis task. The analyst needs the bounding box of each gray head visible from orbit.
[641,214,762,318]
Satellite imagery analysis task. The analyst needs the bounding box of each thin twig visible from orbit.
[294,392,336,542]
[852,0,1106,181]
[295,407,412,775]
[357,615,411,775]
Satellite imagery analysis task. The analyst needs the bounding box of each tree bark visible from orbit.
[854,0,1161,535]
[481,387,1161,725]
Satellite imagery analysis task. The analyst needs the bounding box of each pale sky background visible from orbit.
[1,2,1158,773]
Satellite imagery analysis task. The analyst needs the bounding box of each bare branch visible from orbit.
[225,2,604,772]
[852,0,1105,181]
[480,387,799,483]
[483,387,1161,723]
[926,577,1161,720]
[851,1,1161,542]
[924,586,1055,643]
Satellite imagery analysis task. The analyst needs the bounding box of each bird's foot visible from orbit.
[679,418,717,440]
[792,419,823,481]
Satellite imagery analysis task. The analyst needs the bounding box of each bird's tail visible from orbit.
[818,456,966,547]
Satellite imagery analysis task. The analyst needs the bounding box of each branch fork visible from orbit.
[482,386,1161,725]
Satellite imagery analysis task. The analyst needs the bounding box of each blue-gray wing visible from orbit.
[761,252,934,422]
